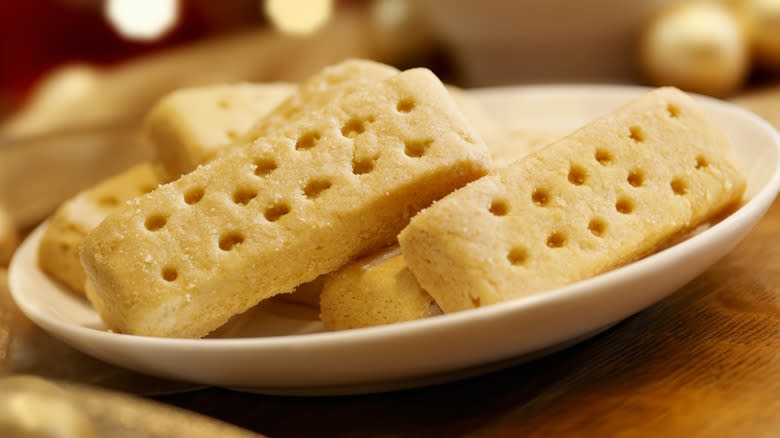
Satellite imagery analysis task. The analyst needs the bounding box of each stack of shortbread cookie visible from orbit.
[37,59,745,337]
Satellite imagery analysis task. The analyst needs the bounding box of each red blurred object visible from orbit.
[0,0,219,101]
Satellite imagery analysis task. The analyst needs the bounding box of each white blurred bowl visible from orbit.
[417,0,677,85]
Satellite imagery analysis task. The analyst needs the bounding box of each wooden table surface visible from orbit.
[148,197,780,438]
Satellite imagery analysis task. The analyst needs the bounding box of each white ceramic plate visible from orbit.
[9,86,780,396]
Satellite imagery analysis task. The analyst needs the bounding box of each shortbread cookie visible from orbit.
[320,247,440,330]
[145,83,293,178]
[37,163,166,294]
[81,67,491,338]
[399,87,745,312]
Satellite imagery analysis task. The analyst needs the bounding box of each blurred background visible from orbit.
[2,0,780,133]
[2,2,780,434]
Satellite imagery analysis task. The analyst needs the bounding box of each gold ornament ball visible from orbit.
[736,0,780,70]
[640,1,750,97]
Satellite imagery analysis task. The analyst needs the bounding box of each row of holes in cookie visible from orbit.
[492,184,703,263]
[145,184,308,235]
[297,129,433,175]
[156,229,249,282]
[290,95,416,149]
[501,226,600,266]
[350,136,434,175]
[496,138,711,216]
[295,96,431,173]
[626,100,681,143]
[183,173,333,207]
[158,228,249,283]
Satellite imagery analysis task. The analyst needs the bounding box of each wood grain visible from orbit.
[156,197,780,438]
